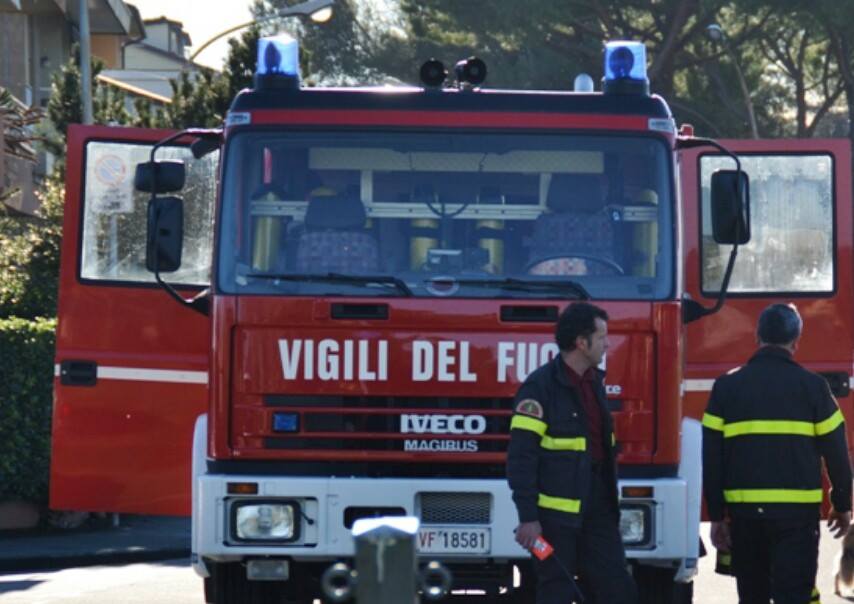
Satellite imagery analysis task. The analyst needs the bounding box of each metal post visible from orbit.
[79,0,93,125]
[352,517,419,604]
[321,516,451,603]
[728,46,759,139]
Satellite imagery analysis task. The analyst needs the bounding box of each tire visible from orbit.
[634,565,693,604]
[204,561,308,604]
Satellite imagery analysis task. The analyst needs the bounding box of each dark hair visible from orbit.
[555,302,609,351]
[757,303,802,345]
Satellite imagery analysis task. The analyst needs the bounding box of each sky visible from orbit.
[130,0,255,70]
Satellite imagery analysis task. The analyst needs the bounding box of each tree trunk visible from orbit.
[829,27,854,173]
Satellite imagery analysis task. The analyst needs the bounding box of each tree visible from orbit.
[0,171,63,319]
[0,87,42,205]
[254,0,410,85]
[815,1,854,162]
[150,24,261,129]
[758,11,843,138]
[157,69,230,129]
[43,45,133,163]
[222,25,261,102]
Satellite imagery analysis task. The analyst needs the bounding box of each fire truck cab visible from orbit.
[51,36,854,604]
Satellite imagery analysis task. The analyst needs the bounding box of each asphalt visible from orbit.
[0,515,190,573]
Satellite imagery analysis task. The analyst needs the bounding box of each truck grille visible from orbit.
[260,395,512,459]
[418,492,491,525]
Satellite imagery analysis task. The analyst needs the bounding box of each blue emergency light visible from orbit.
[254,34,300,90]
[603,41,649,96]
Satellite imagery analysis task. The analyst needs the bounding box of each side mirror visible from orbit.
[135,160,186,193]
[710,169,750,244]
[146,196,184,273]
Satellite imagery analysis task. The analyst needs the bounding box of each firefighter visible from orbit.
[507,302,637,603]
[702,303,852,604]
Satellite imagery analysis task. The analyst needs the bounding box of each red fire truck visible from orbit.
[50,35,853,603]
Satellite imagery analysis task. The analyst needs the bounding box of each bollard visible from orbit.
[352,516,420,604]
[320,516,452,603]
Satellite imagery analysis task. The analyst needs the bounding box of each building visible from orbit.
[100,16,199,103]
[0,0,145,213]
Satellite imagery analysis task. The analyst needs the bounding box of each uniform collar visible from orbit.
[749,345,795,364]
[551,353,604,387]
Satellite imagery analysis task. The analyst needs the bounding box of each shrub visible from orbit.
[0,173,63,320]
[0,316,56,503]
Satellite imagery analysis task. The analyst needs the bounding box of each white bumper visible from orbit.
[191,415,702,580]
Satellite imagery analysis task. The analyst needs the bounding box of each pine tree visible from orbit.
[159,69,229,128]
[222,25,261,107]
[43,45,131,157]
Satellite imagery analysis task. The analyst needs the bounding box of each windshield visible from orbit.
[217,130,674,299]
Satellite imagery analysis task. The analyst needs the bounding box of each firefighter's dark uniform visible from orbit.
[507,355,637,604]
[703,346,852,604]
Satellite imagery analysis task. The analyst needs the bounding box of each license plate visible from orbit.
[416,527,491,554]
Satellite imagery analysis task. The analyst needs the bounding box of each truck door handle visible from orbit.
[60,360,98,386]
[819,372,849,398]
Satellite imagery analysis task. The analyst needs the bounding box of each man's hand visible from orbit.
[710,520,731,552]
[515,521,542,550]
[828,510,852,538]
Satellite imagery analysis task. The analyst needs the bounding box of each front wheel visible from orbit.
[634,566,693,604]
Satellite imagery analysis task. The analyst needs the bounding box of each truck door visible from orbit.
[680,138,854,447]
[50,125,218,515]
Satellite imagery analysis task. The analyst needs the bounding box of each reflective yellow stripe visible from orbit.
[723,420,814,438]
[702,413,724,431]
[511,415,547,436]
[538,493,581,514]
[541,435,586,451]
[723,489,823,504]
[816,410,844,436]
[611,432,616,447]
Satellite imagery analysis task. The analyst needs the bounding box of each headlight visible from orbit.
[232,500,299,542]
[619,504,652,546]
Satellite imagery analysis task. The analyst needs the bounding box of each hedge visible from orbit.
[0,316,56,503]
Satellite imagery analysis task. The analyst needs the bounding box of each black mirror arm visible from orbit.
[149,128,223,163]
[146,128,220,316]
[153,269,207,316]
[148,127,223,187]
[679,136,744,324]
[684,241,739,323]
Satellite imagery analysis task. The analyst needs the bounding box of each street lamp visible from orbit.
[706,23,759,139]
[189,0,333,64]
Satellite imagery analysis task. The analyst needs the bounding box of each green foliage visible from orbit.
[0,173,64,319]
[223,25,261,102]
[0,316,57,504]
[42,45,134,168]
[158,69,230,128]
[44,45,103,156]
[131,96,161,128]
[0,87,43,204]
[255,0,407,85]
[94,81,131,126]
[250,0,854,139]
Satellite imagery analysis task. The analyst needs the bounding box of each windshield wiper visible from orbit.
[245,272,413,296]
[448,277,590,300]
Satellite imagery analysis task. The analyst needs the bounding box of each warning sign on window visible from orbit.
[91,154,133,214]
